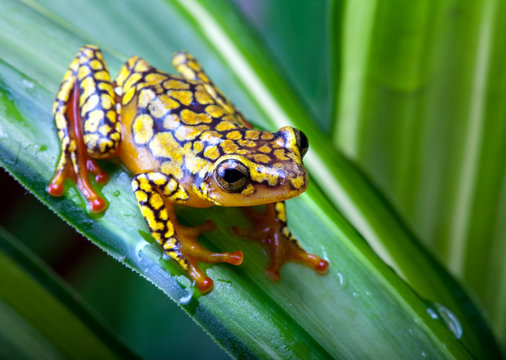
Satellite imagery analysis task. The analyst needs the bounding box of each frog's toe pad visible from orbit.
[89,197,107,213]
[226,251,244,266]
[315,259,330,274]
[293,252,329,275]
[47,182,65,197]
[197,277,214,293]
[95,172,109,184]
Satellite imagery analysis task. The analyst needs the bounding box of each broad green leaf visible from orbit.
[0,227,138,359]
[332,0,506,347]
[0,0,501,358]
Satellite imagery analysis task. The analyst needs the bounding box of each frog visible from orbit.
[47,45,329,293]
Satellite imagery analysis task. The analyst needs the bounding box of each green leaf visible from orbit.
[0,0,501,358]
[332,0,506,348]
[0,227,138,359]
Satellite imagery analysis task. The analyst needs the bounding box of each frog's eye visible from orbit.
[295,129,309,157]
[215,159,250,193]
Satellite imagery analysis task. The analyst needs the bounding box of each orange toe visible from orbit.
[47,182,64,197]
[315,259,329,273]
[197,277,214,293]
[89,197,107,213]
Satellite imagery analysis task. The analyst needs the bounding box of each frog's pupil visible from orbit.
[223,168,244,183]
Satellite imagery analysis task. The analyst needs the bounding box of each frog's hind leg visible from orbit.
[48,45,120,212]
[132,172,243,293]
[233,202,329,281]
[171,51,251,128]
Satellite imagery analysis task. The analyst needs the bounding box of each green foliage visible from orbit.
[332,0,506,348]
[0,0,503,359]
[0,227,137,359]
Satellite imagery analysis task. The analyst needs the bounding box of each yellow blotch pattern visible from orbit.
[175,124,209,142]
[134,60,150,73]
[84,110,103,133]
[220,140,239,154]
[149,132,180,159]
[216,121,237,132]
[205,105,226,118]
[137,89,156,108]
[253,154,271,164]
[99,124,111,136]
[275,202,287,223]
[169,90,193,106]
[260,131,274,140]
[290,175,306,190]
[90,59,103,70]
[122,87,136,105]
[148,98,170,119]
[145,73,167,85]
[163,79,189,90]
[150,192,165,210]
[157,94,180,110]
[245,130,261,140]
[258,145,272,154]
[226,131,242,140]
[193,140,204,153]
[273,149,289,161]
[124,73,142,93]
[195,85,213,104]
[241,184,255,196]
[204,146,220,160]
[132,114,154,145]
[180,109,212,125]
[238,139,256,148]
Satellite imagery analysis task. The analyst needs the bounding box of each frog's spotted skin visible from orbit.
[48,45,328,293]
[116,55,308,202]
[172,51,251,129]
[54,46,120,159]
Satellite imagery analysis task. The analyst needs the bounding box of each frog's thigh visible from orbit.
[76,45,121,159]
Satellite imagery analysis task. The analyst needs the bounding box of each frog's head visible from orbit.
[201,126,309,206]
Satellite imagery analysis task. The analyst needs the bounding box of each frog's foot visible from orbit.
[166,220,244,293]
[47,82,109,213]
[48,155,109,213]
[232,204,329,281]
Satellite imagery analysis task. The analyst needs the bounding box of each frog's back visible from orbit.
[116,56,245,175]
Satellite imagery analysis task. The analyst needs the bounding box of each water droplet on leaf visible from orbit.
[179,292,193,305]
[435,303,463,339]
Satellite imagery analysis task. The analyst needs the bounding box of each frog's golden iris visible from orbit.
[48,45,328,293]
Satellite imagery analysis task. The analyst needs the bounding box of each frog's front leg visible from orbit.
[233,202,329,281]
[132,172,243,293]
[47,45,120,212]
